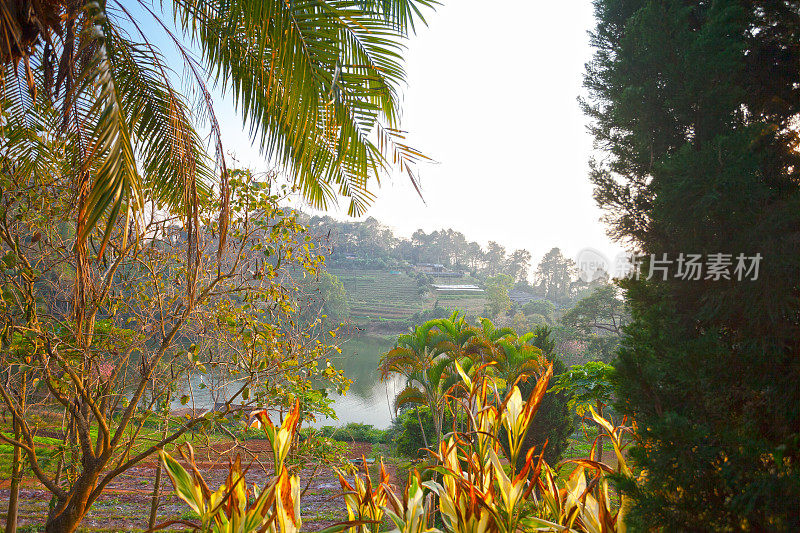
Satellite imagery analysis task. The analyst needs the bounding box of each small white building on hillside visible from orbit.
[432,284,484,293]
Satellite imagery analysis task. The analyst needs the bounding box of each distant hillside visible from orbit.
[298,214,608,334]
[327,266,502,331]
[302,213,608,308]
[330,268,425,325]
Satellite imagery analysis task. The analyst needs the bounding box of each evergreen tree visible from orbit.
[585,1,800,530]
[534,248,576,305]
[507,249,533,282]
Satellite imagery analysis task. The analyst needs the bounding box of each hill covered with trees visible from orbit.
[294,214,624,365]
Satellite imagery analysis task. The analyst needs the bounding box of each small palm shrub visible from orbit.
[385,407,432,459]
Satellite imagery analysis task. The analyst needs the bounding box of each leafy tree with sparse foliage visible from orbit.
[0,169,348,533]
[558,285,629,363]
[302,270,350,326]
[506,249,532,282]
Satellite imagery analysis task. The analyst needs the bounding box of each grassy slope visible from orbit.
[332,269,422,321]
[332,268,488,325]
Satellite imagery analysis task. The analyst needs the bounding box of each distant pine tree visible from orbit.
[584,1,800,530]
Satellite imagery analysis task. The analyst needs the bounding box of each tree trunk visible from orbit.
[148,393,171,530]
[5,373,27,533]
[433,409,443,449]
[5,417,22,533]
[45,466,102,533]
[415,407,429,450]
[593,401,604,464]
[73,172,95,349]
[147,463,164,531]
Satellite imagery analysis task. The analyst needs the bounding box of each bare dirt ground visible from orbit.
[0,440,397,532]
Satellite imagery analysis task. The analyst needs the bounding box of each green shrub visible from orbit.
[386,407,458,459]
[308,423,388,444]
[386,407,432,458]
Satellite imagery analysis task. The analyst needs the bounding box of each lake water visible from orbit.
[172,334,401,429]
[313,335,401,429]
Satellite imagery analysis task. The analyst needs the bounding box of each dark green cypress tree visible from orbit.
[584,1,800,530]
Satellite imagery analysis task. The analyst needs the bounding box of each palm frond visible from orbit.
[76,2,143,249]
[103,24,214,210]
[394,386,426,411]
[355,0,437,34]
[427,357,452,391]
[0,64,63,186]
[172,0,432,214]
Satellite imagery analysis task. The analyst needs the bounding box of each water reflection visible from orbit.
[314,334,400,429]
[163,334,401,429]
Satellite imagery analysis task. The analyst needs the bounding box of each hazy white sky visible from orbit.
[205,0,623,266]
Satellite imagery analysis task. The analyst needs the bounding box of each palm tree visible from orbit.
[428,311,477,354]
[458,317,515,374]
[492,325,554,389]
[2,0,433,231]
[379,318,457,448]
[493,335,547,393]
[393,351,453,447]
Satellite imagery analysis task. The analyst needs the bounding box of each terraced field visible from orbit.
[330,268,489,323]
[432,293,487,317]
[331,269,423,321]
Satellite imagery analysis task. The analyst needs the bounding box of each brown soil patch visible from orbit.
[0,440,397,532]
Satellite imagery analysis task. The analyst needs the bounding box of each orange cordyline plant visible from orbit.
[533,407,635,532]
[414,361,552,533]
[157,401,303,533]
[380,361,637,533]
[158,358,638,533]
[331,457,392,533]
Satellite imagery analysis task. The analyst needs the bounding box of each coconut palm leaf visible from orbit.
[102,21,214,209]
[1,0,433,246]
[0,64,63,185]
[76,2,143,247]
[171,0,432,215]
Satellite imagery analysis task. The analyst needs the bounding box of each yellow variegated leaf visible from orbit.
[159,449,207,517]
